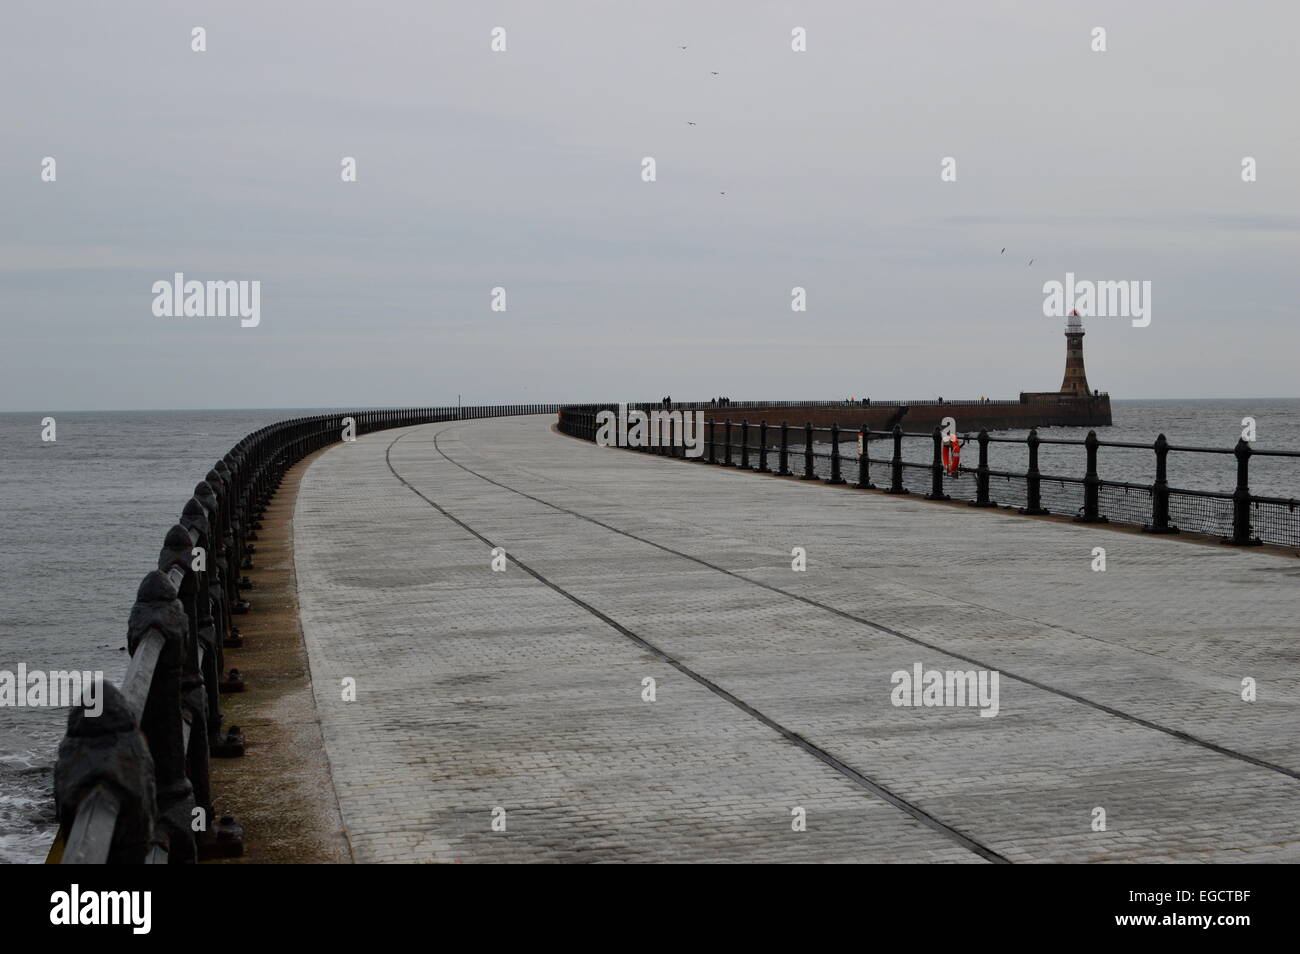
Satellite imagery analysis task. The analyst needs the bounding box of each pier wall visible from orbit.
[702,396,1112,433]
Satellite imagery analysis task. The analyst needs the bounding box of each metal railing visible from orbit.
[49,404,562,864]
[557,406,1298,550]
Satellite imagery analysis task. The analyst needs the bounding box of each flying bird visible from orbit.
[720,191,726,195]
[711,71,719,75]
[686,121,696,126]
[1000,248,1005,254]
[1028,258,1034,266]
[678,45,688,50]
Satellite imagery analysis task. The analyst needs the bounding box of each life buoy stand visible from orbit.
[941,434,961,476]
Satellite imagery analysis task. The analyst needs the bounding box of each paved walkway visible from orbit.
[293,416,1299,863]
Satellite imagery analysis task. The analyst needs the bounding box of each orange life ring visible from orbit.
[941,434,961,475]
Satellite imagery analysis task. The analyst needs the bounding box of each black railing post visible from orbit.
[1144,434,1178,534]
[723,420,733,466]
[130,571,196,863]
[758,422,770,473]
[778,422,791,475]
[1224,438,1262,546]
[800,423,816,479]
[885,424,908,494]
[1020,429,1049,515]
[826,423,845,484]
[969,429,995,507]
[740,420,750,470]
[707,419,716,464]
[1074,430,1107,523]
[856,426,874,488]
[53,683,157,864]
[926,426,948,500]
[158,524,213,852]
[192,479,231,745]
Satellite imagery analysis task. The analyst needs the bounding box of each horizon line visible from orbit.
[4,396,1300,415]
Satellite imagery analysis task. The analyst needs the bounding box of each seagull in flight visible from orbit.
[711,71,719,75]
[1028,258,1034,266]
[686,121,696,126]
[720,191,726,196]
[1000,248,1005,254]
[678,45,688,50]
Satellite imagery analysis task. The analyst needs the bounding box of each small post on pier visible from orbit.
[53,684,157,864]
[159,525,213,853]
[129,571,197,863]
[800,423,817,479]
[191,482,228,743]
[825,423,846,484]
[925,426,949,500]
[970,429,995,507]
[857,426,874,489]
[1144,434,1178,534]
[740,421,750,469]
[757,422,770,473]
[1074,430,1108,523]
[723,420,733,467]
[707,419,716,464]
[779,422,791,475]
[1223,438,1262,546]
[1020,429,1049,515]
[885,424,908,494]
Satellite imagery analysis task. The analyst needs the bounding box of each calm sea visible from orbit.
[1,400,1297,862]
[0,409,313,863]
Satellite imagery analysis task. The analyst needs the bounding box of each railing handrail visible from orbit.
[787,423,1300,459]
[557,403,1296,549]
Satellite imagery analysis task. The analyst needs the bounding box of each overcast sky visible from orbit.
[2,1,1297,411]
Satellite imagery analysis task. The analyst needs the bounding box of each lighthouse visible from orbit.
[1060,310,1091,395]
[1019,310,1110,424]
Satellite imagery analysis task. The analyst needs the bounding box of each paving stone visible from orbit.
[293,417,1299,863]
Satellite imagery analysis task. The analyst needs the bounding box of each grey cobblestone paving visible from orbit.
[294,417,1299,863]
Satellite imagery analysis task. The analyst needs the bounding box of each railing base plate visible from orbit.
[197,815,244,860]
[211,726,246,758]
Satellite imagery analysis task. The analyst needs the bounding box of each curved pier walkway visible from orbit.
[293,416,1299,863]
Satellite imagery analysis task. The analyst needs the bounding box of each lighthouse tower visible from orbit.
[1060,311,1091,395]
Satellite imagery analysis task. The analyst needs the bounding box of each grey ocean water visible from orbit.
[1,409,284,862]
[1,401,1298,862]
